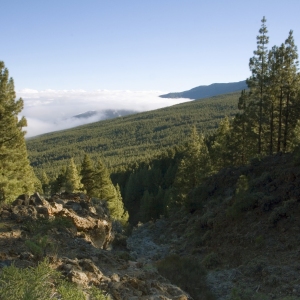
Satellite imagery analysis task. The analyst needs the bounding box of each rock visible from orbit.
[0,260,12,268]
[57,208,112,249]
[30,192,44,206]
[0,209,11,219]
[36,206,50,218]
[68,270,89,286]
[49,202,63,214]
[111,273,120,282]
[12,199,24,206]
[79,258,102,275]
[19,252,34,260]
[65,201,82,212]
[11,205,37,221]
[12,194,30,206]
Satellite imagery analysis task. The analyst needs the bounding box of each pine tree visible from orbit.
[210,117,232,169]
[80,154,95,196]
[0,61,37,202]
[41,171,50,195]
[173,127,211,205]
[230,90,255,164]
[113,184,129,224]
[93,159,113,200]
[247,16,269,154]
[50,167,67,194]
[282,30,300,152]
[65,158,82,193]
[94,158,129,223]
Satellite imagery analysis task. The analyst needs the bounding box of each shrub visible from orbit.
[0,260,58,300]
[201,252,220,269]
[25,234,52,260]
[227,192,263,220]
[0,259,110,300]
[156,254,215,300]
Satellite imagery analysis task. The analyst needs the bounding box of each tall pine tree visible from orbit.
[0,61,37,202]
[247,16,269,155]
[80,154,95,196]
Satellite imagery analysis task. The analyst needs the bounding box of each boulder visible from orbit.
[11,205,37,221]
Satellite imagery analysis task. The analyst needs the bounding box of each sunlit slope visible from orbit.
[27,91,240,175]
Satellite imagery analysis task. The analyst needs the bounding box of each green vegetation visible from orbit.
[0,61,39,202]
[0,260,109,300]
[0,17,300,300]
[156,254,215,300]
[79,154,128,224]
[25,235,51,260]
[26,91,240,177]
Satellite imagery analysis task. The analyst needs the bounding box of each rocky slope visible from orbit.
[0,192,191,300]
[127,152,300,300]
[2,152,300,300]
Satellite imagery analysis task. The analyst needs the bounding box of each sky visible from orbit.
[2,0,300,137]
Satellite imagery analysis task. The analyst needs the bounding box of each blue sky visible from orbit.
[3,0,300,92]
[2,1,300,137]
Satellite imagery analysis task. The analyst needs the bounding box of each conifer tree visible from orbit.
[41,171,50,195]
[50,167,67,194]
[173,127,211,205]
[230,90,255,164]
[80,154,95,196]
[94,158,129,223]
[210,117,232,169]
[65,158,82,193]
[93,159,113,199]
[111,184,129,225]
[282,30,300,152]
[0,61,37,202]
[247,16,269,154]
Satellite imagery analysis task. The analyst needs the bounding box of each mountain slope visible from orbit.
[128,151,300,299]
[160,80,247,100]
[27,91,240,176]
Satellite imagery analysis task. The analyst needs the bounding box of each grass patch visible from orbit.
[156,254,215,300]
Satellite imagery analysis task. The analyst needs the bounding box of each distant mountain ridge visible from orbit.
[72,109,137,120]
[160,80,247,100]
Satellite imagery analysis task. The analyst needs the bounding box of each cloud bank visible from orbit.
[17,89,191,137]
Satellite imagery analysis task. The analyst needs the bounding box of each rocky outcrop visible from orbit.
[2,192,112,250]
[0,192,192,299]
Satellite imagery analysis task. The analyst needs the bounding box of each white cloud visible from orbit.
[17,89,191,138]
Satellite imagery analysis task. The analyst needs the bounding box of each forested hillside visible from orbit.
[26,91,240,177]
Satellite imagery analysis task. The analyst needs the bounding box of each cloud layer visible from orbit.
[18,89,191,137]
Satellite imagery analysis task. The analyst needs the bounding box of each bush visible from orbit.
[156,254,215,300]
[227,191,263,220]
[201,252,221,269]
[0,260,57,300]
[0,259,110,300]
[25,234,53,260]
